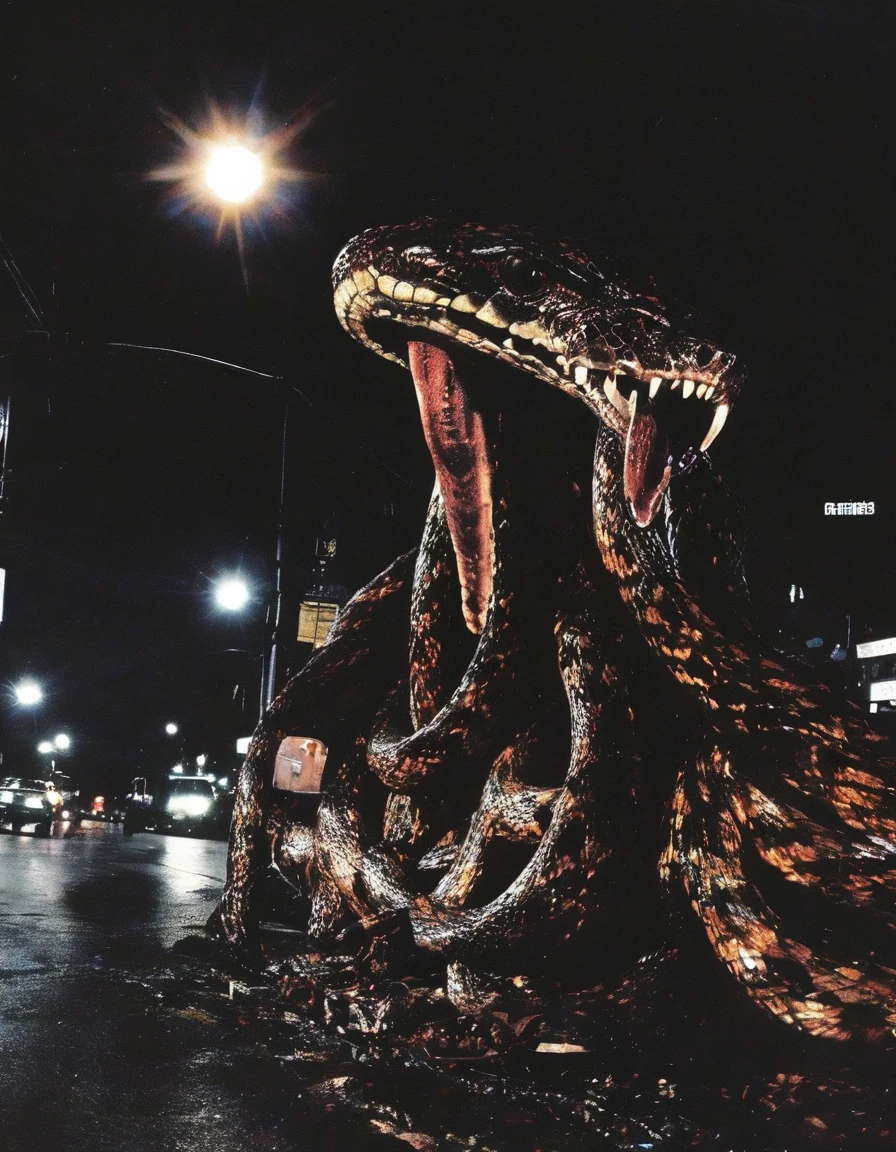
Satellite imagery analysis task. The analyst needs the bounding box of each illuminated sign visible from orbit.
[868,679,896,702]
[856,637,896,660]
[824,502,875,515]
[298,600,340,647]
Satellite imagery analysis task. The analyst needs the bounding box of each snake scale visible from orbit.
[211,220,896,1043]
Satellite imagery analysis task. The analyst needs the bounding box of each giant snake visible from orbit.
[211,220,896,1043]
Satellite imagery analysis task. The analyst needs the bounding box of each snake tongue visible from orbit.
[408,340,495,634]
[623,392,672,527]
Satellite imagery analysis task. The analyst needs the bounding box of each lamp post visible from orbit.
[212,573,279,719]
[37,732,71,774]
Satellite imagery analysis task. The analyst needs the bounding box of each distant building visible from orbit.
[855,635,896,714]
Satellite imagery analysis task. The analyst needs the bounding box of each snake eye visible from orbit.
[694,344,717,368]
[500,255,547,297]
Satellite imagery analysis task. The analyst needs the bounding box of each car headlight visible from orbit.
[167,796,211,817]
[24,797,44,809]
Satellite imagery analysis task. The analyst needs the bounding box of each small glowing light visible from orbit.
[196,754,207,768]
[215,577,250,611]
[218,777,230,788]
[14,680,43,706]
[172,763,184,775]
[37,741,55,754]
[205,772,216,783]
[165,722,179,735]
[54,733,71,750]
[204,145,264,204]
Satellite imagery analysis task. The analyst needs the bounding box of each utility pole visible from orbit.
[261,381,289,713]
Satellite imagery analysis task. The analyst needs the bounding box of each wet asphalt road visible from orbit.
[4,821,893,1151]
[0,820,392,1152]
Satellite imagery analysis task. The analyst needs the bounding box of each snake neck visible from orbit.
[592,427,881,760]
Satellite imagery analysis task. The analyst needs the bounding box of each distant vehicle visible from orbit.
[127,776,229,838]
[89,794,126,822]
[0,777,68,834]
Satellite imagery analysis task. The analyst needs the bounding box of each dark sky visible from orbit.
[0,0,892,785]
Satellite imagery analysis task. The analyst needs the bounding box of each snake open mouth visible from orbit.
[333,221,743,631]
[396,331,711,636]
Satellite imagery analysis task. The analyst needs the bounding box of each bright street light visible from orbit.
[14,680,43,706]
[214,576,250,612]
[54,733,71,750]
[204,145,265,204]
[196,754,207,767]
[37,741,54,754]
[165,722,179,735]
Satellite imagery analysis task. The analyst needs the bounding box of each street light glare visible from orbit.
[54,733,71,750]
[165,722,179,735]
[37,741,54,754]
[14,680,43,706]
[215,577,250,611]
[204,145,264,203]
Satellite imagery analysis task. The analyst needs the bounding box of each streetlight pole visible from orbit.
[213,379,289,720]
[261,381,288,713]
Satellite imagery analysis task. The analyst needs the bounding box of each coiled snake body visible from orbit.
[212,221,896,1042]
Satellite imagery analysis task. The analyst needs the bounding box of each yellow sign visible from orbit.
[297,600,339,647]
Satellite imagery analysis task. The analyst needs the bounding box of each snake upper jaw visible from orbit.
[333,221,744,599]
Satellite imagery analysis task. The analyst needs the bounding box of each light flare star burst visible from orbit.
[149,101,310,277]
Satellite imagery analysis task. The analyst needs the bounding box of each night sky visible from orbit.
[0,0,892,789]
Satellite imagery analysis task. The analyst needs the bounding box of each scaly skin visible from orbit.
[213,220,895,1039]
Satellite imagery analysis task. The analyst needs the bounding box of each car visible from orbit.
[144,776,228,838]
[0,777,67,834]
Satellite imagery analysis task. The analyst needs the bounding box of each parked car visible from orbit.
[0,777,67,833]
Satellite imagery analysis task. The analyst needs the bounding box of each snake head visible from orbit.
[333,220,744,627]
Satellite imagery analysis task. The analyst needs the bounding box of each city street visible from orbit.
[0,821,394,1152]
[1,5,893,1149]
